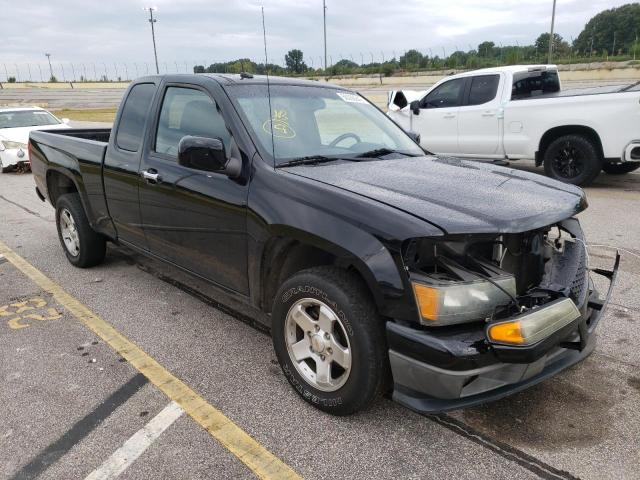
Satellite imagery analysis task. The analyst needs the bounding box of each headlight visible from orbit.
[1,140,28,150]
[412,276,516,326]
[487,298,580,345]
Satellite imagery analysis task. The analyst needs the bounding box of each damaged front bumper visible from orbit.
[0,149,30,171]
[387,253,620,414]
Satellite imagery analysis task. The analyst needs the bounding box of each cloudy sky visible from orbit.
[0,0,632,79]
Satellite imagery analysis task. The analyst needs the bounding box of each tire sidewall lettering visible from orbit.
[281,285,354,337]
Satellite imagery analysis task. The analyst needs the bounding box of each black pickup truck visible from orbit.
[29,74,618,415]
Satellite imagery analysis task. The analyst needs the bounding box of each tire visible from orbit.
[543,134,602,186]
[271,266,390,415]
[602,161,640,175]
[1,166,13,173]
[55,193,106,268]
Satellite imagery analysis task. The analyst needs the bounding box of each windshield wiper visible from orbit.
[355,148,418,159]
[276,155,349,168]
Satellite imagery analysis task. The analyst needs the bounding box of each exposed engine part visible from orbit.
[403,219,589,324]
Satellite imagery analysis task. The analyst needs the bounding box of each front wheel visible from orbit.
[55,193,106,268]
[543,134,602,186]
[271,266,389,415]
[602,161,640,175]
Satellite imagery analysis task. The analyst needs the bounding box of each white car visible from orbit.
[0,107,71,172]
[388,65,640,185]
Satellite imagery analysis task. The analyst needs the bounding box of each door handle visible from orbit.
[141,169,161,184]
[443,113,456,119]
[482,111,496,117]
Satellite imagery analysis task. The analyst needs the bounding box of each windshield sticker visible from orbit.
[336,92,367,104]
[262,110,296,139]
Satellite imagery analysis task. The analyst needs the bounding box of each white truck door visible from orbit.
[457,74,503,156]
[413,77,466,154]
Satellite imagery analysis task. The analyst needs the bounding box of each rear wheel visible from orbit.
[55,193,106,268]
[271,266,389,415]
[602,162,640,175]
[543,134,602,186]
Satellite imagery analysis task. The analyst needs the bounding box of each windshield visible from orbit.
[229,85,423,165]
[0,110,61,128]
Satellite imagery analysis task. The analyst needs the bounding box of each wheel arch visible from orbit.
[46,169,79,207]
[536,125,604,167]
[257,226,412,322]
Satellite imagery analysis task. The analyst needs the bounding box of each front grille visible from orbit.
[540,233,589,308]
[569,244,588,306]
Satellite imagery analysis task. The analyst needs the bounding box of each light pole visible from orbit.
[548,0,557,64]
[145,7,160,74]
[323,0,327,73]
[45,53,54,80]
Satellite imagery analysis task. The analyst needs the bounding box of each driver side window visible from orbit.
[421,78,465,109]
[154,87,232,158]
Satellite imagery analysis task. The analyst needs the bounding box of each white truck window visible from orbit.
[467,75,500,106]
[512,70,560,100]
[421,78,465,109]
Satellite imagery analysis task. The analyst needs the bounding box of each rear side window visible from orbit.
[116,83,156,151]
[512,70,560,100]
[467,75,500,105]
[421,78,465,109]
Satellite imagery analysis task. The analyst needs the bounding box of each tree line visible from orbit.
[194,3,640,76]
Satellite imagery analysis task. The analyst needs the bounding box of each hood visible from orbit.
[0,124,70,145]
[286,156,586,234]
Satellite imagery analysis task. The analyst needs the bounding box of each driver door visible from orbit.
[413,78,466,155]
[138,82,250,294]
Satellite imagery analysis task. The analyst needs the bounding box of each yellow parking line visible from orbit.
[0,243,302,480]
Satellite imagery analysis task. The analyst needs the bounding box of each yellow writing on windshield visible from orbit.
[263,109,296,139]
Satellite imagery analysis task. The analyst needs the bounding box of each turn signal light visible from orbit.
[413,283,439,321]
[487,321,524,344]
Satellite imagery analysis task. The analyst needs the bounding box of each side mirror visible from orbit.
[178,136,242,178]
[61,118,70,124]
[406,131,421,144]
[409,100,420,116]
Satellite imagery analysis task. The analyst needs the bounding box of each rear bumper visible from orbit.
[387,253,619,414]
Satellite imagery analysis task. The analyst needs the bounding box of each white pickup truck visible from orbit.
[387,65,640,185]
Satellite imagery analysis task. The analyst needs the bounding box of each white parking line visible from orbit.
[84,401,184,480]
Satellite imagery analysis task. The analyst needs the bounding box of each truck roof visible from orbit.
[449,64,558,78]
[135,73,345,90]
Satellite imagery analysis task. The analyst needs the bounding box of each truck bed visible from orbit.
[30,128,111,168]
[29,128,113,233]
[513,82,640,101]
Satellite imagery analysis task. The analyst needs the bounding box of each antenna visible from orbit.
[261,6,276,165]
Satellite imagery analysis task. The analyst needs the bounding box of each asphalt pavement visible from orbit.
[0,165,639,480]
